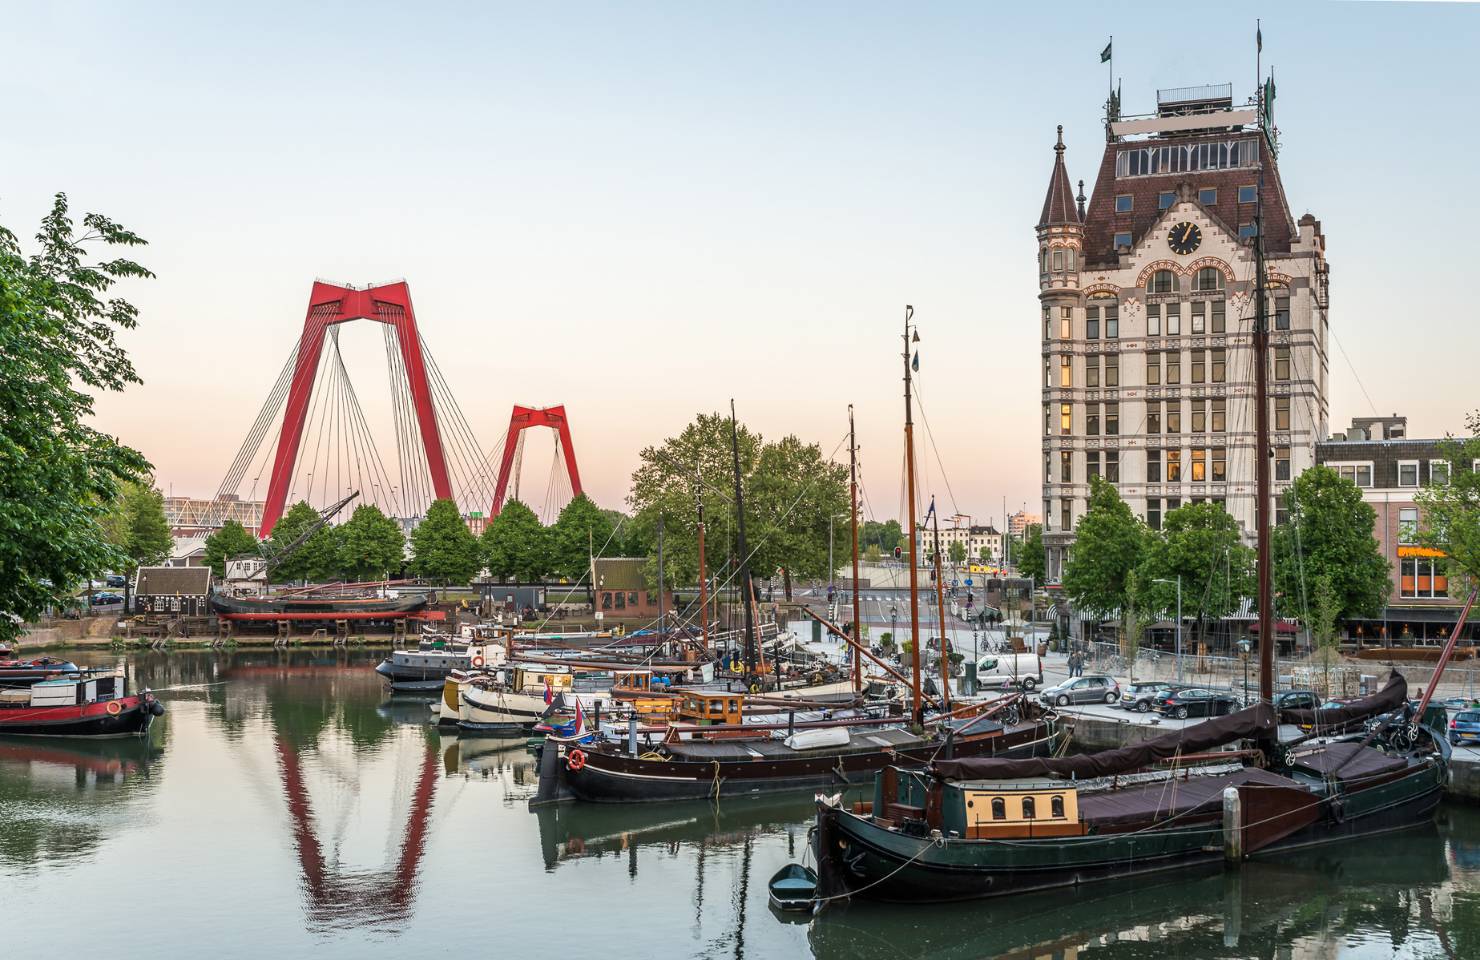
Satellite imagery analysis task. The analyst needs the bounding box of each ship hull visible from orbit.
[210,592,428,617]
[0,694,160,739]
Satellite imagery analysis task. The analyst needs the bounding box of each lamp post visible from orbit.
[1237,637,1252,705]
[890,603,899,658]
[1154,576,1182,683]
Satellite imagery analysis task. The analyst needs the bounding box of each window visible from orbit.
[1192,350,1206,384]
[1147,449,1161,482]
[1212,447,1226,482]
[1147,303,1161,337]
[1239,223,1258,241]
[1148,270,1175,294]
[1212,398,1226,432]
[1105,303,1119,338]
[1431,460,1451,485]
[1040,248,1049,274]
[1166,401,1182,433]
[991,797,1006,820]
[1274,397,1290,431]
[1274,346,1290,381]
[1106,451,1120,482]
[601,592,613,610]
[1052,249,1064,272]
[1146,352,1161,385]
[1147,498,1162,530]
[1166,351,1181,384]
[1105,354,1119,388]
[1158,191,1176,210]
[1043,306,1051,341]
[1060,307,1072,339]
[614,591,626,609]
[1086,404,1099,436]
[1022,796,1037,820]
[1060,451,1072,483]
[1238,184,1257,204]
[1115,194,1133,213]
[1191,449,1206,482]
[1087,451,1101,481]
[1044,404,1051,436]
[1044,357,1051,388]
[1399,461,1419,487]
[1211,300,1226,334]
[1086,356,1099,388]
[1060,499,1071,531]
[1087,305,1100,340]
[1147,401,1162,434]
[1166,303,1181,335]
[1402,557,1448,599]
[1198,187,1217,205]
[1106,402,1119,435]
[1060,403,1072,436]
[1167,497,1181,512]
[1211,348,1226,383]
[1067,248,1076,271]
[1195,266,1223,291]
[1114,231,1133,251]
[1356,464,1372,487]
[1060,357,1072,387]
[1191,399,1206,432]
[1276,447,1290,481]
[1399,507,1419,545]
[1191,301,1205,334]
[1275,295,1290,331]
[1167,449,1182,482]
[1117,139,1259,177]
[1051,795,1066,818]
[1276,501,1289,527]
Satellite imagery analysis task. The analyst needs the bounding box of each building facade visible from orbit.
[163,494,265,537]
[1007,510,1041,540]
[916,519,1004,566]
[1038,82,1330,580]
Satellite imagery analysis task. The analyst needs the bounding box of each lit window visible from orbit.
[1060,403,1072,436]
[1158,191,1175,210]
[1148,270,1176,294]
[1191,449,1206,482]
[1167,449,1182,482]
[1399,461,1419,487]
[1238,185,1257,204]
[1198,187,1217,205]
[1114,231,1133,250]
[1060,357,1072,387]
[1115,195,1133,213]
[1060,307,1072,339]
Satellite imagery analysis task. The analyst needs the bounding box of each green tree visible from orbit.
[1273,465,1391,622]
[1309,573,1342,697]
[411,499,482,585]
[1062,478,1146,616]
[549,494,613,579]
[101,478,172,609]
[1136,501,1254,649]
[203,519,259,578]
[1121,569,1152,679]
[978,544,992,562]
[948,541,967,566]
[863,543,882,563]
[337,504,405,582]
[747,434,848,598]
[862,519,903,553]
[0,195,153,638]
[1416,411,1480,592]
[1016,524,1046,582]
[265,501,325,582]
[481,499,550,582]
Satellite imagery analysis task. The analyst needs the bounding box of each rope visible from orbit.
[808,829,946,905]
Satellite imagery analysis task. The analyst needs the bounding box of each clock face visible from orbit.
[1168,221,1202,255]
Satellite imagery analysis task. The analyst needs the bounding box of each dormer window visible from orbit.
[1158,191,1176,210]
[1114,231,1132,251]
[1198,187,1217,205]
[1148,270,1176,294]
[1115,195,1133,213]
[1194,267,1224,291]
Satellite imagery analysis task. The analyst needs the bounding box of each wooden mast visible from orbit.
[730,400,759,687]
[903,306,924,725]
[695,469,709,655]
[931,497,951,711]
[849,405,863,694]
[1253,79,1274,706]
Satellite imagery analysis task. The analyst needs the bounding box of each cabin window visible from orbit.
[1022,797,1037,819]
[728,698,740,713]
[991,798,1006,821]
[1051,795,1065,818]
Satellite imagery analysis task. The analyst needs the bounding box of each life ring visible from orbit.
[471,655,486,668]
[566,749,587,772]
[106,700,122,716]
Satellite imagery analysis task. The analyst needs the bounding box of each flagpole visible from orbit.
[1108,35,1113,96]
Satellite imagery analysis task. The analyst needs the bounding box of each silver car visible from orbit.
[1041,674,1121,707]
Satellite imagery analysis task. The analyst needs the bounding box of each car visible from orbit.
[1272,690,1320,712]
[1118,681,1177,713]
[1441,697,1474,712]
[1154,688,1239,720]
[106,574,127,588]
[1040,675,1120,708]
[91,592,124,604]
[1450,710,1480,747]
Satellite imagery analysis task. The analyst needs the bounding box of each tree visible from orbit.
[337,504,405,582]
[1016,524,1046,582]
[747,434,849,598]
[1416,411,1480,593]
[863,543,882,563]
[1273,465,1390,623]
[978,545,992,562]
[264,501,334,582]
[1309,574,1342,698]
[0,195,152,639]
[410,499,482,585]
[203,520,259,578]
[1120,569,1152,679]
[1062,477,1146,616]
[482,499,550,582]
[947,540,967,567]
[550,494,614,579]
[862,519,903,553]
[1136,501,1254,650]
[102,478,172,610]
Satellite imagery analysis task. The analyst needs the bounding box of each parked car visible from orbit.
[1118,681,1177,713]
[1272,690,1320,712]
[1040,675,1120,708]
[91,592,124,604]
[106,574,127,588]
[973,653,1044,691]
[1441,697,1474,712]
[1450,710,1480,747]
[1155,688,1239,719]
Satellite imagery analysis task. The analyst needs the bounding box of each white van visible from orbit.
[973,653,1044,691]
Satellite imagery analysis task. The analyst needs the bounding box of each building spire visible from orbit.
[1076,179,1087,220]
[1039,125,1081,228]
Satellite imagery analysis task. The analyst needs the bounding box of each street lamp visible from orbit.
[1154,576,1182,683]
[890,603,898,658]
[1237,637,1252,705]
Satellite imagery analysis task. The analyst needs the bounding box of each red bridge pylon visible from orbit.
[260,281,451,536]
[490,405,582,517]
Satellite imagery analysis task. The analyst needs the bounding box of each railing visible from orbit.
[1157,83,1233,106]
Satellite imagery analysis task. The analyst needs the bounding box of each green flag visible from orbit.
[1100,40,1112,63]
[1263,75,1276,125]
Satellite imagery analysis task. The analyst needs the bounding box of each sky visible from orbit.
[4,1,1478,529]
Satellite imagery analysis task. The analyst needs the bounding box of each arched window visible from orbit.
[1195,267,1224,291]
[1051,795,1066,818]
[1040,247,1049,274]
[991,797,1006,821]
[1022,796,1037,820]
[1147,270,1176,294]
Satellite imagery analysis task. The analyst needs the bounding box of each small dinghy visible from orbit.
[767,863,817,912]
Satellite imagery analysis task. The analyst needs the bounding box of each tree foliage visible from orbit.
[1062,478,1146,616]
[337,504,405,582]
[746,434,849,590]
[1273,465,1391,622]
[103,478,172,573]
[1016,524,1046,582]
[948,541,967,566]
[1416,411,1480,592]
[264,501,340,582]
[1136,502,1254,633]
[411,498,482,584]
[203,519,259,578]
[862,519,903,553]
[0,195,153,638]
[549,494,613,579]
[481,499,550,582]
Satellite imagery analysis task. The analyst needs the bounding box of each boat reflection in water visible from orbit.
[809,805,1480,960]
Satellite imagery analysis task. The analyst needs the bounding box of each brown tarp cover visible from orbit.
[1285,741,1409,782]
[932,703,1277,782]
[1077,767,1297,827]
[1278,670,1407,729]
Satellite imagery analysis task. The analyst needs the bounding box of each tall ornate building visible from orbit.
[1038,83,1330,581]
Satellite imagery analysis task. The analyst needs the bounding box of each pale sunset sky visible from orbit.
[4,2,1477,527]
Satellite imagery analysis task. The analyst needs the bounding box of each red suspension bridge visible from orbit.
[207,280,584,536]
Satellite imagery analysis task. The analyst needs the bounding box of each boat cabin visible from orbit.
[677,691,745,726]
[872,767,1086,840]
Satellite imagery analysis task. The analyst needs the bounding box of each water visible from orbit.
[5,648,1480,959]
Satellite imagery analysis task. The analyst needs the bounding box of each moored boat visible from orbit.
[0,669,164,738]
[0,656,82,687]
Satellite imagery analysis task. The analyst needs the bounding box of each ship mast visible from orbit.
[730,400,759,687]
[903,307,924,725]
[695,468,709,655]
[931,497,951,711]
[1253,72,1274,705]
[849,405,863,694]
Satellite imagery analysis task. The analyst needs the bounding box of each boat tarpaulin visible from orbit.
[931,703,1276,782]
[1285,740,1409,782]
[1077,767,1297,827]
[1279,670,1406,729]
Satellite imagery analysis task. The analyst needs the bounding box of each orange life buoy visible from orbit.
[471,655,486,668]
[566,749,587,772]
[106,700,122,716]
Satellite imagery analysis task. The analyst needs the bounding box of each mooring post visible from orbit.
[1222,786,1242,862]
[627,714,638,756]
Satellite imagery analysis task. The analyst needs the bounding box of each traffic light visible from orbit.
[893,546,902,560]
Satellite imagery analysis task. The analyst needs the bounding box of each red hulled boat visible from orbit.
[0,669,164,738]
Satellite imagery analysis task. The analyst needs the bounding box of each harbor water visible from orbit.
[5,648,1480,959]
